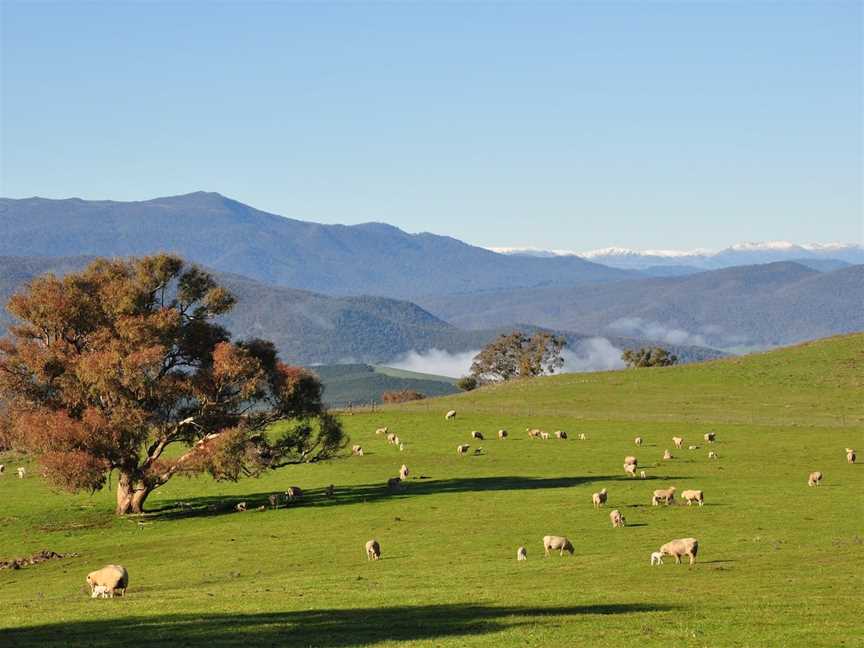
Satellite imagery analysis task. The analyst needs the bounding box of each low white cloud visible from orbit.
[561,338,625,372]
[607,317,708,347]
[388,348,479,379]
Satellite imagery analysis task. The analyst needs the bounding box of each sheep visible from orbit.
[445,410,457,420]
[256,505,266,512]
[542,535,574,557]
[540,431,550,440]
[399,443,405,452]
[624,463,637,478]
[471,431,484,440]
[578,433,586,441]
[286,486,303,502]
[517,546,527,561]
[663,449,673,460]
[365,539,381,560]
[91,585,111,599]
[457,444,470,455]
[235,501,247,512]
[375,427,388,435]
[498,429,508,440]
[526,428,541,439]
[387,477,401,490]
[399,464,409,480]
[16,467,25,479]
[86,564,129,597]
[393,435,402,447]
[846,449,856,464]
[386,432,396,444]
[325,484,335,497]
[658,537,699,565]
[624,456,638,467]
[808,471,823,487]
[609,509,625,528]
[352,444,364,456]
[681,489,704,506]
[651,486,676,506]
[592,488,608,509]
[708,451,718,460]
[704,432,716,443]
[555,430,568,440]
[0,464,4,474]
[634,437,643,446]
[640,470,647,479]
[672,436,684,449]
[650,551,664,566]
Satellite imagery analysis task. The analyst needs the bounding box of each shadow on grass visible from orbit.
[148,474,631,521]
[1,602,679,648]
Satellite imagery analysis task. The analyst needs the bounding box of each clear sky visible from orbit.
[1,1,861,251]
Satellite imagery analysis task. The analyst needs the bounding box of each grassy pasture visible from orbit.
[0,335,862,647]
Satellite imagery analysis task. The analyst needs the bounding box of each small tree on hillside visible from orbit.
[456,376,478,392]
[0,255,345,515]
[621,346,679,368]
[470,332,566,383]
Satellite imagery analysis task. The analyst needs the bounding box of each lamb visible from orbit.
[375,427,388,435]
[91,585,111,599]
[681,489,704,506]
[672,436,684,449]
[663,449,673,460]
[658,537,699,565]
[808,471,823,487]
[86,564,129,597]
[688,445,698,450]
[16,467,25,479]
[609,509,625,528]
[624,456,638,467]
[542,535,574,557]
[578,433,586,441]
[650,551,664,566]
[387,477,401,490]
[634,437,643,446]
[445,410,457,420]
[399,443,405,452]
[540,431,550,440]
[592,488,608,509]
[352,445,364,456]
[708,451,718,459]
[365,539,381,560]
[386,432,397,444]
[640,470,647,479]
[399,464,409,480]
[516,546,527,561]
[457,444,470,455]
[846,448,856,464]
[471,431,484,440]
[526,428,541,439]
[498,429,508,440]
[624,463,637,478]
[235,501,247,512]
[652,486,676,506]
[704,432,716,443]
[555,430,567,440]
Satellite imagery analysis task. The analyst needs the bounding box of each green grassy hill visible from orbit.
[0,334,861,647]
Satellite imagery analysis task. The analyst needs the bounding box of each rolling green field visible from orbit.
[1,334,862,647]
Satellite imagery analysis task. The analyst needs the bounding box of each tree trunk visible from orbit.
[115,471,153,515]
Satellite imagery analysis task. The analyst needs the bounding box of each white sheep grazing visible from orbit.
[375,427,388,435]
[91,585,111,599]
[16,467,26,479]
[708,451,718,459]
[672,436,684,449]
[624,463,637,478]
[399,464,409,480]
[387,477,401,490]
[650,551,664,566]
[445,410,457,420]
[652,487,676,506]
[527,428,541,439]
[704,432,716,443]
[663,449,673,460]
[542,535,574,557]
[471,431,484,440]
[86,564,129,597]
[235,501,247,512]
[498,429,508,440]
[365,539,381,560]
[386,432,396,444]
[540,431,550,440]
[609,509,625,528]
[634,437,643,446]
[592,488,608,509]
[681,489,704,506]
[555,430,567,440]
[352,444,364,456]
[808,471,823,487]
[624,456,638,467]
[659,537,699,565]
[846,449,856,464]
[578,433,586,441]
[457,444,470,455]
[517,546,527,561]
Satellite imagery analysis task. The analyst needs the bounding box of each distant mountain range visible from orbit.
[418,261,864,350]
[491,241,864,272]
[0,193,632,298]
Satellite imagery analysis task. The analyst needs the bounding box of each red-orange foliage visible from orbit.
[381,389,426,403]
[0,255,344,514]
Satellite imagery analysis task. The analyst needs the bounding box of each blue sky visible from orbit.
[1,1,861,251]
